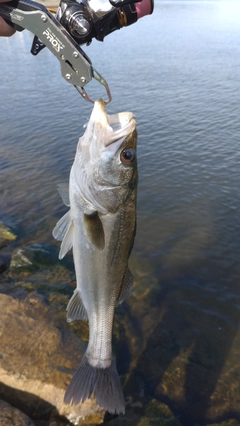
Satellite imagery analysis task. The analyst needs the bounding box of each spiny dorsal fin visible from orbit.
[83,212,105,250]
[116,268,133,306]
[66,289,88,322]
[52,210,73,259]
[57,183,70,207]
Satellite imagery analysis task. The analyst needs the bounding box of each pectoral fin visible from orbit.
[66,289,88,322]
[116,268,133,305]
[83,212,105,250]
[52,210,74,259]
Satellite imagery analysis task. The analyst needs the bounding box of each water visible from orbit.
[1,1,240,424]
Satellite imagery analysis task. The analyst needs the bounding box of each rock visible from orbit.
[106,399,181,426]
[0,292,105,425]
[0,223,17,250]
[119,264,240,426]
[208,421,240,426]
[0,253,10,274]
[5,246,240,426]
[9,244,58,273]
[0,399,34,426]
[143,399,182,426]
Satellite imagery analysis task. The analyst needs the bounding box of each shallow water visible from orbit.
[1,1,240,424]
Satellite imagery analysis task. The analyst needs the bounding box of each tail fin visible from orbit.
[64,354,125,414]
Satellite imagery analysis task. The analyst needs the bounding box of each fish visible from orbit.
[52,99,137,414]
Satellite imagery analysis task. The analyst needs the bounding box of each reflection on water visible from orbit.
[1,1,240,424]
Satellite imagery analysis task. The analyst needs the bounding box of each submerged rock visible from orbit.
[0,253,10,274]
[0,223,17,250]
[208,421,240,426]
[143,399,182,425]
[0,292,105,425]
[0,399,34,426]
[107,399,181,426]
[9,244,58,273]
[3,246,240,425]
[119,263,240,426]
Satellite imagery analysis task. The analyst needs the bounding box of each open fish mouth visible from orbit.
[105,112,136,146]
[90,99,136,147]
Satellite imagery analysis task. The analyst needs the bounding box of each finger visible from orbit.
[0,16,16,36]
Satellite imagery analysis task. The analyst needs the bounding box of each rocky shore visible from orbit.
[1,222,240,426]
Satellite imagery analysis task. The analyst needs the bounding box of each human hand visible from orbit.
[0,0,16,36]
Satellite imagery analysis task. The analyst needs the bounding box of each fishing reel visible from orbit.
[56,0,154,45]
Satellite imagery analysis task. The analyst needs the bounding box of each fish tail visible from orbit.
[64,354,125,414]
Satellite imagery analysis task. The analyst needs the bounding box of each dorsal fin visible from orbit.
[116,268,133,305]
[83,212,105,250]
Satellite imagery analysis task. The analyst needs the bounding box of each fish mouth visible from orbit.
[91,99,136,147]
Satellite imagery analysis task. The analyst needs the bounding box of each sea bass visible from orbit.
[53,99,137,414]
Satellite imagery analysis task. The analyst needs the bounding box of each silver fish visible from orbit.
[53,99,137,414]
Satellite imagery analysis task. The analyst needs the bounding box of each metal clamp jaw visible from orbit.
[0,0,112,103]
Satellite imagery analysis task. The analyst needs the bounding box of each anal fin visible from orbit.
[66,289,88,322]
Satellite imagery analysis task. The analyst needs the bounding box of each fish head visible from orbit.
[75,99,137,213]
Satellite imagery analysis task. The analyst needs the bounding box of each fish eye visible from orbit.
[120,148,135,165]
